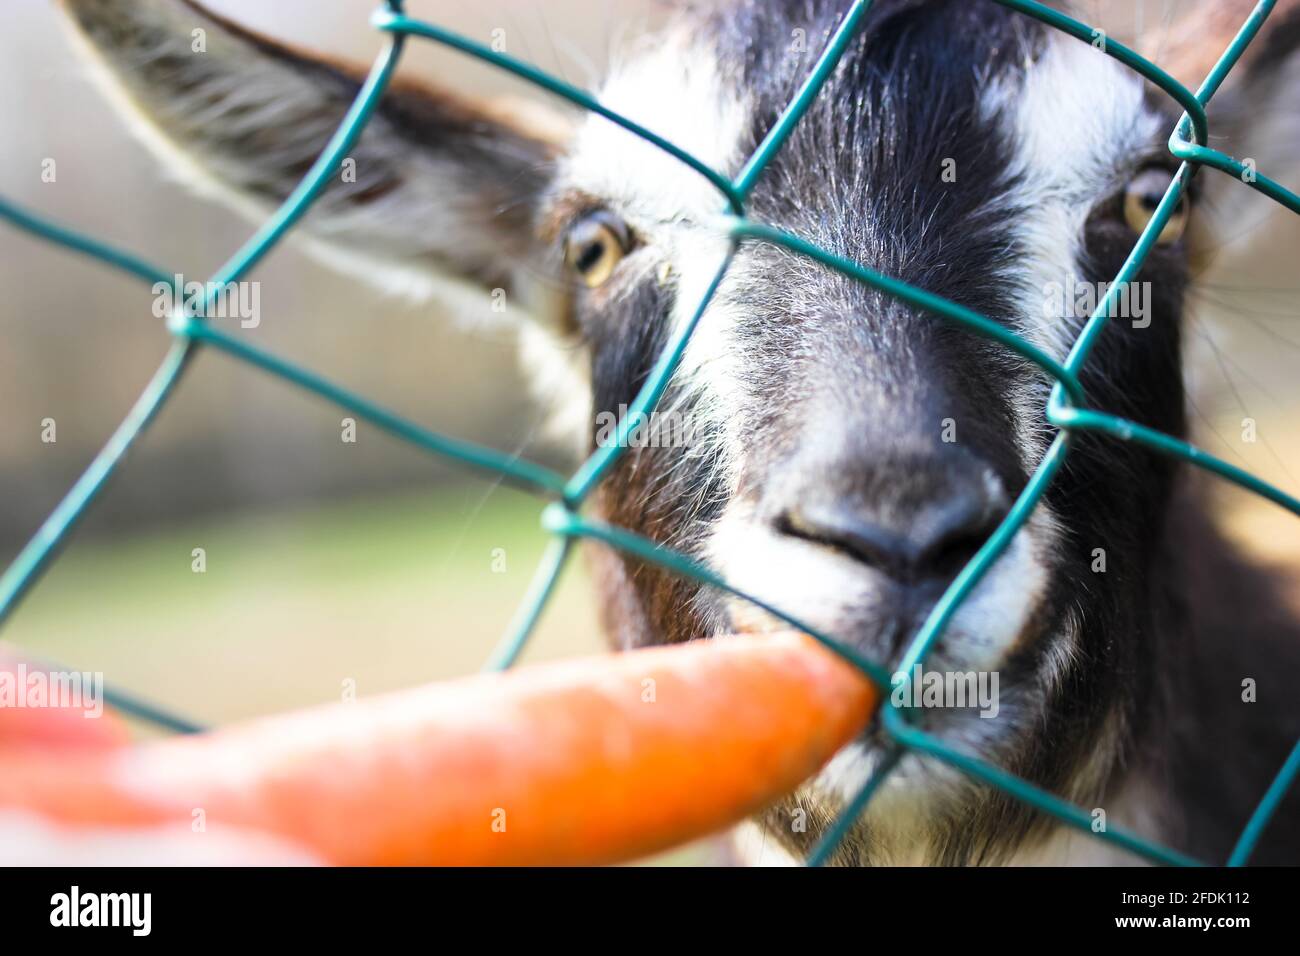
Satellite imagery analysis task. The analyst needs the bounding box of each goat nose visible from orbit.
[775,475,1008,583]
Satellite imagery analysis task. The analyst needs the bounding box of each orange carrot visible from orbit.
[0,632,875,865]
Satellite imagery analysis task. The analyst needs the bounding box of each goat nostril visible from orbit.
[776,495,1006,583]
[777,507,913,576]
[917,519,996,578]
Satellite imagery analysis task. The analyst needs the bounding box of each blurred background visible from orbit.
[0,0,658,726]
[1,0,1298,742]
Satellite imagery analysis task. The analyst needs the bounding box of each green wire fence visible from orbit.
[2,0,1299,867]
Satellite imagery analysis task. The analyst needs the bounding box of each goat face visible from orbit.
[566,0,1195,862]
[62,0,1300,863]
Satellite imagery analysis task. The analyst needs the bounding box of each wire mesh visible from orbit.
[2,0,1299,867]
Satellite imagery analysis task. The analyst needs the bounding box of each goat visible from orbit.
[56,0,1300,865]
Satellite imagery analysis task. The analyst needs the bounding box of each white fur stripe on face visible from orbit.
[553,23,754,487]
[561,23,752,233]
[991,33,1163,363]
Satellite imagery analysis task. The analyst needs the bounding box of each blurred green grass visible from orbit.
[4,486,604,728]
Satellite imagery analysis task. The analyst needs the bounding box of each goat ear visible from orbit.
[57,0,574,322]
[1152,0,1300,283]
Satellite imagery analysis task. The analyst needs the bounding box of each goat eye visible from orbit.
[563,210,630,288]
[1123,168,1188,244]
